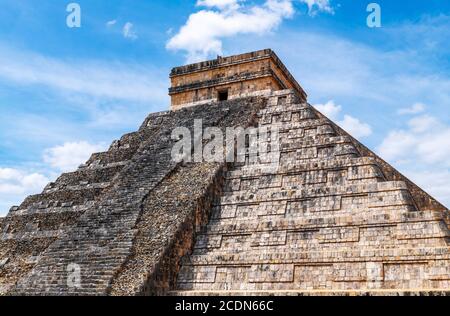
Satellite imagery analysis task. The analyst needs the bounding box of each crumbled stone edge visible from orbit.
[138,165,227,296]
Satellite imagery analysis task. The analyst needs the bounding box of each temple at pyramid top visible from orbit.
[169,49,308,110]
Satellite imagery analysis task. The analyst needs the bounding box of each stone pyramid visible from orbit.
[0,50,448,296]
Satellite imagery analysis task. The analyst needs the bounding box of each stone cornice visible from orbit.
[169,49,307,99]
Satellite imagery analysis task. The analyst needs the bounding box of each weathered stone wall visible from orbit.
[169,49,307,109]
[1,88,448,295]
[2,96,264,296]
[109,97,264,295]
[0,110,171,295]
[170,57,271,89]
[170,76,278,110]
[173,90,450,296]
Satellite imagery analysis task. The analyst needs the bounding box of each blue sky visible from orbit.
[0,0,449,215]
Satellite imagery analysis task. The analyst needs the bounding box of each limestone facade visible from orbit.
[169,49,307,110]
[0,97,264,295]
[173,90,449,295]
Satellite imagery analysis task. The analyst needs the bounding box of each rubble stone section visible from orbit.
[109,98,264,296]
[1,97,263,295]
[0,110,170,295]
[174,90,450,296]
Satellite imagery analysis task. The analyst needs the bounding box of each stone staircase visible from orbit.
[1,89,448,296]
[173,90,450,296]
[1,96,264,295]
[0,111,170,294]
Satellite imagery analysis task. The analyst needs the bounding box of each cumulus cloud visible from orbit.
[0,141,107,215]
[398,103,426,115]
[301,0,334,16]
[123,22,138,40]
[43,141,107,172]
[377,130,416,162]
[313,100,372,139]
[0,169,48,195]
[377,113,450,207]
[378,113,450,167]
[197,0,241,11]
[167,0,334,62]
[339,115,373,139]
[407,114,439,133]
[167,0,293,62]
[314,100,341,120]
[0,168,50,214]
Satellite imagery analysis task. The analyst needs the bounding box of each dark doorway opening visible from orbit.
[218,89,229,102]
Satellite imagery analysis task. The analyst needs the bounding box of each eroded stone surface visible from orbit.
[173,91,450,295]
[0,50,448,296]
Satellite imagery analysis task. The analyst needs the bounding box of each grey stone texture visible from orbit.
[0,85,448,295]
[172,90,449,296]
[0,97,264,295]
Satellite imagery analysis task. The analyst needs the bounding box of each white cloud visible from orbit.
[0,44,167,103]
[0,168,22,181]
[0,141,107,215]
[123,22,138,40]
[407,170,450,208]
[43,141,107,173]
[106,19,117,27]
[0,170,48,195]
[377,130,416,162]
[339,115,373,139]
[197,0,241,11]
[167,0,296,62]
[167,0,335,62]
[313,100,372,139]
[378,114,450,167]
[407,114,439,133]
[314,100,341,120]
[0,168,50,215]
[301,0,334,16]
[398,103,426,115]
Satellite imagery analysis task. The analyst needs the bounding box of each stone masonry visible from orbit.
[174,90,449,295]
[0,97,262,295]
[0,50,448,296]
[169,49,307,110]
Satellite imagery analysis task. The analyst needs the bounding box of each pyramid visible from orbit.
[0,49,448,296]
